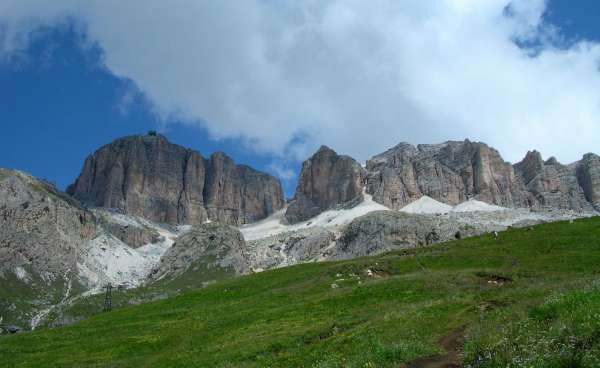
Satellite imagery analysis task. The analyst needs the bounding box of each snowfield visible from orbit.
[240,191,389,241]
[242,193,514,241]
[399,196,453,214]
[77,214,186,291]
[241,191,584,242]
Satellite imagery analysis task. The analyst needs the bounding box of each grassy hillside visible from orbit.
[2,217,600,367]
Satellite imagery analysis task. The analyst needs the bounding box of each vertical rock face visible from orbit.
[366,140,527,209]
[285,146,366,224]
[364,141,600,212]
[577,153,600,209]
[204,153,286,225]
[68,134,284,226]
[514,151,591,211]
[67,134,208,225]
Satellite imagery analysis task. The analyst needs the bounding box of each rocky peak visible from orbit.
[513,151,592,211]
[316,145,335,154]
[366,140,525,209]
[514,150,545,184]
[68,134,284,226]
[576,153,600,207]
[285,146,366,224]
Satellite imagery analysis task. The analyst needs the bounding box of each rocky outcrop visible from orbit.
[0,169,98,328]
[366,140,528,209]
[514,151,592,211]
[95,210,162,249]
[67,133,285,226]
[149,223,249,282]
[576,153,600,209]
[329,210,509,260]
[0,169,97,278]
[246,227,336,270]
[285,146,366,224]
[331,211,455,260]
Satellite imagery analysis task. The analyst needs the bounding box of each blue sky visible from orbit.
[1,1,599,198]
[0,26,301,195]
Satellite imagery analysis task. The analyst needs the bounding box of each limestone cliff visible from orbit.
[67,133,285,226]
[285,146,365,224]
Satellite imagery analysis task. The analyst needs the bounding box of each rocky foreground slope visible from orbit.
[0,168,237,328]
[67,133,285,226]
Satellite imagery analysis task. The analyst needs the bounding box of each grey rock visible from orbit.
[204,153,286,225]
[150,223,250,282]
[514,151,592,211]
[0,169,98,328]
[365,140,600,213]
[286,146,365,224]
[95,210,162,248]
[576,153,600,209]
[329,211,463,260]
[247,227,336,269]
[366,140,527,209]
[0,169,97,278]
[7,325,20,334]
[68,133,285,226]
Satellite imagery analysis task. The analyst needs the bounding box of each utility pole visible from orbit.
[103,283,113,312]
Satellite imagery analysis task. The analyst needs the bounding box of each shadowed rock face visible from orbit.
[67,134,285,226]
[515,151,592,211]
[577,153,600,209]
[204,154,285,225]
[366,140,528,209]
[285,146,366,224]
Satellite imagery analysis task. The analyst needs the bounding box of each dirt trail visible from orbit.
[404,327,465,368]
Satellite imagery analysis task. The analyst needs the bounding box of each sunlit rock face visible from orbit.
[67,133,285,226]
[285,146,366,224]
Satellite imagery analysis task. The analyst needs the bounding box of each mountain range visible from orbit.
[68,133,600,226]
[1,132,599,330]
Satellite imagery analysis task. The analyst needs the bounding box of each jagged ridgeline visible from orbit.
[285,140,600,222]
[2,133,600,333]
[66,133,286,226]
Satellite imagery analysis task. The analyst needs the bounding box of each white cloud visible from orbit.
[267,162,297,182]
[1,0,600,164]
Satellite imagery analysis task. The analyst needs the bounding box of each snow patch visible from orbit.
[77,218,183,291]
[452,199,506,213]
[99,210,145,228]
[14,266,31,283]
[400,196,452,214]
[241,190,389,241]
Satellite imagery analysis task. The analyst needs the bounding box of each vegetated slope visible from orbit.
[2,218,600,367]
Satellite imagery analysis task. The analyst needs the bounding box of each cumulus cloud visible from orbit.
[1,0,600,164]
